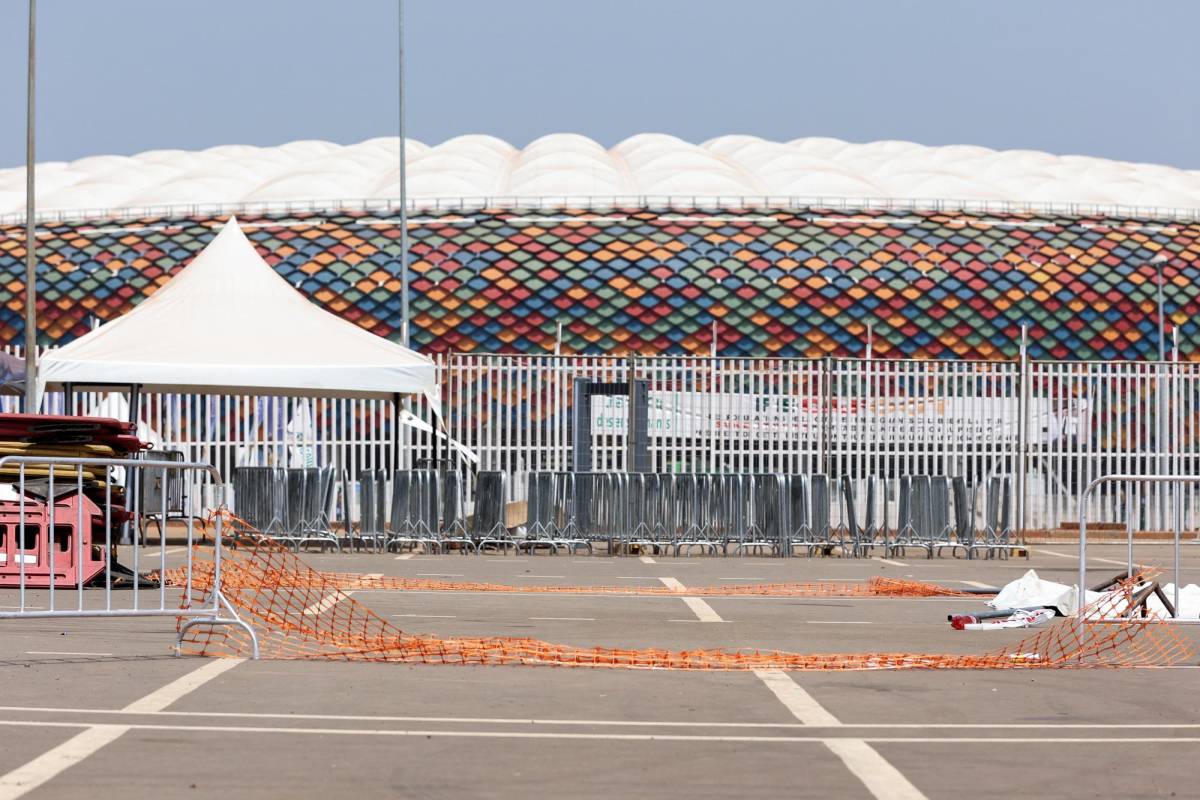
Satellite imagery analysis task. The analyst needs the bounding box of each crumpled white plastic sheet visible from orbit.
[1146,583,1200,619]
[988,569,1081,616]
[987,569,1200,620]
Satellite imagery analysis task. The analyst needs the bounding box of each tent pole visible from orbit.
[392,391,402,474]
[64,382,73,415]
[128,384,140,425]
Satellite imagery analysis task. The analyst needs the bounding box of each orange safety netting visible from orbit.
[174,527,1198,670]
[193,566,977,599]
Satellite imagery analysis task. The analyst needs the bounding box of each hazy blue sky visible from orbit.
[0,0,1196,168]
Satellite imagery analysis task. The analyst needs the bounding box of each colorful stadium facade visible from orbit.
[0,135,1197,361]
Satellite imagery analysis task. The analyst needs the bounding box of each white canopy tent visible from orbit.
[37,218,438,402]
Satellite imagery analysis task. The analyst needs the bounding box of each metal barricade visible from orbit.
[974,476,1017,559]
[735,473,787,555]
[929,477,956,557]
[674,474,721,556]
[0,454,259,658]
[233,466,340,551]
[1078,474,1198,620]
[385,470,443,553]
[354,469,387,551]
[471,471,510,552]
[949,476,975,558]
[141,449,206,543]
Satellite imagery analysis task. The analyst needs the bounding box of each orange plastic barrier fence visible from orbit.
[174,517,1197,670]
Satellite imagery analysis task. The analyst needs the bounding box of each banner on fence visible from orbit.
[592,393,1088,445]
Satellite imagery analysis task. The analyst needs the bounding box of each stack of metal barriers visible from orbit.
[231,466,341,551]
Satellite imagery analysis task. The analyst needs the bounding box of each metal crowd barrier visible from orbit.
[502,470,1020,559]
[0,454,259,658]
[232,466,341,551]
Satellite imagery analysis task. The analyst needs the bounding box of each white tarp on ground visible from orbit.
[988,569,1087,616]
[37,218,438,401]
[1148,584,1200,619]
[987,569,1200,620]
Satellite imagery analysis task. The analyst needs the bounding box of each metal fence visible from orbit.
[4,345,1200,537]
[0,454,259,656]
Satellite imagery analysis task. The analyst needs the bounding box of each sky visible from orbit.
[0,0,1196,169]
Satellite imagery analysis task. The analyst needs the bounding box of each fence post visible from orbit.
[822,355,833,477]
[1016,325,1029,553]
[626,351,639,473]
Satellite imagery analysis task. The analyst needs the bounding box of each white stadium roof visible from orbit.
[2,133,1200,221]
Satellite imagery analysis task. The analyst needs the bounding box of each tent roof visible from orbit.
[38,218,437,399]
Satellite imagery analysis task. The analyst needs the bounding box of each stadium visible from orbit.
[2,133,1198,360]
[2,85,1200,800]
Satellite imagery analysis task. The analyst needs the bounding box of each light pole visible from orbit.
[1153,253,1169,361]
[397,0,410,347]
[23,0,37,412]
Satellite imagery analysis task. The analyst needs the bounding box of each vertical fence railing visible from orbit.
[4,343,1200,535]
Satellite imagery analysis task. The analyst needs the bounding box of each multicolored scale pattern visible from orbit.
[0,207,1196,360]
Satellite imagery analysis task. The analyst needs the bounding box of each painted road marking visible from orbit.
[752,669,841,726]
[123,659,246,714]
[875,557,909,567]
[753,669,928,800]
[659,577,723,622]
[1036,549,1139,568]
[825,739,929,800]
[0,659,244,800]
[302,593,346,617]
[10,705,1200,730]
[0,726,130,800]
[0,720,1196,744]
[394,554,414,560]
[958,580,994,589]
[639,556,656,564]
[529,617,596,621]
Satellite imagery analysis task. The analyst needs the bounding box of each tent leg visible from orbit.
[128,383,141,425]
[392,391,402,473]
[64,382,73,415]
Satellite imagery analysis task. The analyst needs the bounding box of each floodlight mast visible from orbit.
[398,0,410,347]
[23,0,37,412]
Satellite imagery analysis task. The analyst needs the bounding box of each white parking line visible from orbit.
[0,659,243,800]
[875,557,909,567]
[394,554,415,560]
[7,705,1200,730]
[825,739,928,800]
[752,669,841,726]
[659,577,723,622]
[752,669,927,800]
[4,718,1200,743]
[1036,549,1136,568]
[123,659,245,714]
[302,593,345,617]
[639,556,656,564]
[957,580,994,589]
[0,725,129,800]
